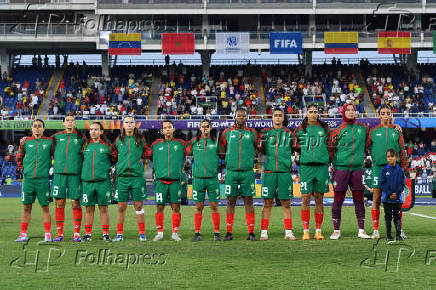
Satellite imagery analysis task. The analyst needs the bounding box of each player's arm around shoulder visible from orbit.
[17,137,28,170]
[218,128,229,156]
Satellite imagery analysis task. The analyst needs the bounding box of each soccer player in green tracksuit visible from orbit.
[81,122,118,242]
[113,116,148,242]
[293,104,331,241]
[328,103,371,240]
[366,104,408,239]
[146,120,187,242]
[259,108,296,241]
[185,119,221,242]
[218,109,261,241]
[15,119,53,242]
[51,114,86,243]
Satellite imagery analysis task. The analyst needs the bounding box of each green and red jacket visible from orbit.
[329,122,368,171]
[52,130,86,175]
[81,139,118,182]
[186,136,219,178]
[146,138,186,180]
[366,123,408,169]
[218,124,260,171]
[292,123,330,165]
[260,127,293,172]
[115,135,148,177]
[17,136,53,179]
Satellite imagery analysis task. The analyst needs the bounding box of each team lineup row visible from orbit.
[14,103,408,243]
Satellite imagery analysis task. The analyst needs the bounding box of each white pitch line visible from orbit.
[406,213,436,220]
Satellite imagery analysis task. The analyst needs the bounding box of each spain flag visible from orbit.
[324,32,358,54]
[378,31,411,54]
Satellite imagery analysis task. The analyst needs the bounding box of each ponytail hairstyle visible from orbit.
[82,121,112,152]
[301,104,329,134]
[63,112,86,140]
[377,104,392,115]
[272,107,288,127]
[192,119,216,147]
[32,118,45,128]
[120,116,144,147]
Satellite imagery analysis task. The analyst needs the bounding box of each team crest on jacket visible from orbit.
[42,144,47,150]
[74,139,78,144]
[100,148,104,152]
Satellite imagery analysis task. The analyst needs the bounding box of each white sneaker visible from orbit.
[171,233,182,241]
[260,230,268,241]
[44,233,52,242]
[358,230,371,239]
[152,233,164,242]
[284,230,297,240]
[400,230,407,239]
[330,230,341,240]
[371,230,380,239]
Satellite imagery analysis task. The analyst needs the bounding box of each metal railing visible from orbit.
[1,112,434,121]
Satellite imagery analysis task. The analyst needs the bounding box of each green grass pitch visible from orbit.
[0,198,436,289]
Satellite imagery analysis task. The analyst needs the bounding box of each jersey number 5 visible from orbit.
[373,177,378,186]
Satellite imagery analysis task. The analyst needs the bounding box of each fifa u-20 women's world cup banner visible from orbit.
[0,118,434,130]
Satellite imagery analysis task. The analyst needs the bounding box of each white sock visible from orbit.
[157,232,163,237]
[285,229,293,235]
[315,228,321,232]
[261,230,268,236]
[358,229,365,234]
[304,229,309,233]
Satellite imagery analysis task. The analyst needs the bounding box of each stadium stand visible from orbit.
[364,64,436,115]
[47,65,153,119]
[262,64,364,117]
[0,67,52,118]
[156,65,259,118]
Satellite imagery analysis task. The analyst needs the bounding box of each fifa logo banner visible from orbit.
[216,32,250,54]
[269,32,302,54]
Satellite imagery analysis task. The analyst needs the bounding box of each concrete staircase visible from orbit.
[148,69,162,118]
[253,72,266,115]
[355,69,375,117]
[38,70,62,119]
